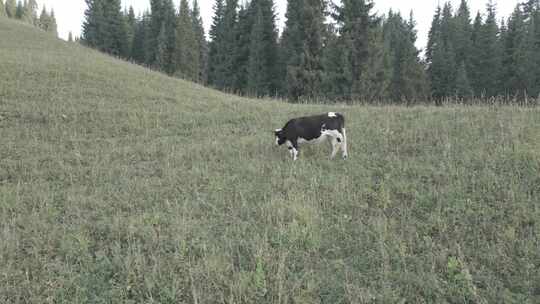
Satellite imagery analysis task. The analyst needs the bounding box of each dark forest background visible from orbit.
[4,0,540,103]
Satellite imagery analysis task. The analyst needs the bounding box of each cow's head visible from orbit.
[274,129,286,146]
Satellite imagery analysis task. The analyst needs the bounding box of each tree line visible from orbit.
[81,0,540,103]
[82,0,206,82]
[1,0,58,36]
[428,0,540,101]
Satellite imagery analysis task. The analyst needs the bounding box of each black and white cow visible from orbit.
[274,112,348,160]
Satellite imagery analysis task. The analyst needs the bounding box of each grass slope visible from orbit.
[1,17,540,303]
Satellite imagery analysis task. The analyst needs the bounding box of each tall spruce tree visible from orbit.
[208,0,237,90]
[0,1,6,17]
[469,12,483,96]
[162,0,177,74]
[102,0,128,57]
[333,0,378,99]
[148,0,177,70]
[502,5,527,96]
[426,6,441,69]
[82,0,104,49]
[148,0,164,66]
[383,11,428,102]
[454,0,472,71]
[126,6,137,58]
[192,0,208,83]
[155,23,168,70]
[518,9,540,97]
[474,0,501,97]
[49,9,57,36]
[5,0,15,18]
[175,0,200,80]
[245,0,279,96]
[455,60,473,98]
[428,2,458,100]
[246,6,267,96]
[15,0,22,19]
[131,12,151,64]
[208,0,225,87]
[281,0,326,101]
[232,3,252,93]
[21,0,37,24]
[82,0,127,56]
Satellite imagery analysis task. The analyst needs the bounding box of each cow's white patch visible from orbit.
[275,128,282,132]
[328,112,337,117]
[275,136,279,146]
[322,129,342,141]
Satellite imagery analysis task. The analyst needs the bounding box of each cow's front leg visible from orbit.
[330,137,341,159]
[287,140,299,161]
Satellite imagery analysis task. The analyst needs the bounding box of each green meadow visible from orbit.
[1,17,539,303]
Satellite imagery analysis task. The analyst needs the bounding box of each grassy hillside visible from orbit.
[1,16,540,303]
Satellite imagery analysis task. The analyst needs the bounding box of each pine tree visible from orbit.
[455,60,473,99]
[426,6,441,71]
[20,0,37,24]
[241,0,279,96]
[333,0,378,100]
[28,0,38,25]
[192,0,208,83]
[126,6,137,58]
[161,0,178,74]
[208,0,237,90]
[131,12,151,64]
[517,10,540,97]
[38,6,57,36]
[155,23,168,70]
[101,0,128,57]
[232,3,252,93]
[82,0,104,48]
[148,0,164,66]
[278,0,302,97]
[38,5,49,30]
[208,0,225,87]
[474,0,501,97]
[5,0,16,18]
[281,0,326,101]
[0,1,5,17]
[430,33,457,100]
[148,0,176,69]
[383,11,427,102]
[321,24,350,100]
[454,0,472,70]
[469,12,483,96]
[15,0,23,19]
[502,5,527,96]
[49,9,57,36]
[427,2,458,100]
[175,0,200,80]
[246,6,267,96]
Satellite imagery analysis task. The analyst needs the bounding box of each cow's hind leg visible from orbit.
[341,128,348,159]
